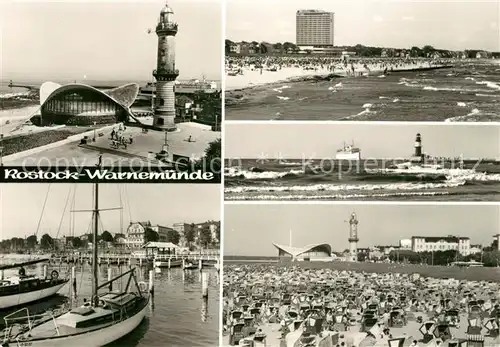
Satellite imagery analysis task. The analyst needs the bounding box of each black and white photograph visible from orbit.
[0,0,221,169]
[225,0,500,122]
[0,183,220,346]
[225,123,500,201]
[223,203,500,346]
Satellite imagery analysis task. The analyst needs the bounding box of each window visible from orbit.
[160,99,165,106]
[157,118,164,125]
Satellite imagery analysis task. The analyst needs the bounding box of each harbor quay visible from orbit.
[47,249,220,269]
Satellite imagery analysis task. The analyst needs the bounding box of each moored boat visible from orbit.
[0,259,68,310]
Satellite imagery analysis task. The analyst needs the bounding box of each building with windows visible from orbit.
[126,221,177,248]
[411,236,471,256]
[273,243,333,262]
[399,239,412,249]
[38,81,139,126]
[296,10,335,48]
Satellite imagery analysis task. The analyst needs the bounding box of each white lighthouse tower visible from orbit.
[153,2,179,130]
[348,212,359,262]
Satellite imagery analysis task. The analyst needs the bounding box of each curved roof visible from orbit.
[39,82,139,109]
[272,243,332,257]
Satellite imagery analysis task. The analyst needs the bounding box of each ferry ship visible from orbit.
[140,79,218,95]
[335,142,361,160]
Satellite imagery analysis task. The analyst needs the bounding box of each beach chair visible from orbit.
[433,323,452,341]
[229,322,245,346]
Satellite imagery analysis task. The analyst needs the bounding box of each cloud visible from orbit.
[490,22,498,29]
[402,16,415,21]
[373,15,383,23]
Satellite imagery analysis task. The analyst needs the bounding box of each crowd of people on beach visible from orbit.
[223,264,500,347]
[226,56,457,77]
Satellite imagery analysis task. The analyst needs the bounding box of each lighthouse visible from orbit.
[348,212,359,262]
[152,2,179,130]
[411,133,424,162]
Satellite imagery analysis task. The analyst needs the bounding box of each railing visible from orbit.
[156,22,178,32]
[153,69,180,76]
[2,308,63,342]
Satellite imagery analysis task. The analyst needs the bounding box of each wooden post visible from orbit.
[148,269,154,295]
[198,259,202,271]
[72,266,77,298]
[168,258,171,269]
[202,272,208,298]
[43,264,47,279]
[182,258,185,270]
[108,267,112,291]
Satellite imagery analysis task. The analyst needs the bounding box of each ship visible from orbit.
[335,142,361,160]
[140,78,219,95]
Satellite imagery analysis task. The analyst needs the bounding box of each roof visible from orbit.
[412,236,470,242]
[143,242,179,249]
[40,81,139,109]
[272,243,332,257]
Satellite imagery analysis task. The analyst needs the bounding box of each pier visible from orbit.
[48,251,220,267]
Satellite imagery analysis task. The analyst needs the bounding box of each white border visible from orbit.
[219,0,226,345]
[225,120,500,126]
[224,201,500,206]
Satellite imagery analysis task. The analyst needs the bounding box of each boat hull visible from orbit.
[335,152,361,160]
[154,259,182,268]
[4,297,149,347]
[0,281,67,310]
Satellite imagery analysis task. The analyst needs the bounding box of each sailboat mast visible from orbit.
[92,158,101,307]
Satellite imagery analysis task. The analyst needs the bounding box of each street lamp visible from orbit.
[93,122,97,142]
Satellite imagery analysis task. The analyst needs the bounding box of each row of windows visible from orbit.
[43,98,118,115]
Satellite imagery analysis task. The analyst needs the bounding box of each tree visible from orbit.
[185,223,196,246]
[26,235,37,249]
[166,229,180,245]
[259,43,268,54]
[144,228,159,243]
[100,231,113,243]
[199,228,212,248]
[195,138,221,174]
[40,234,54,250]
[71,237,83,249]
[422,45,435,57]
[225,39,234,55]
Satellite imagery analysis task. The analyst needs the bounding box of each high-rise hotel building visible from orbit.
[296,10,335,47]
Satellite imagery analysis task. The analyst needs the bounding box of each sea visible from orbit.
[225,159,500,201]
[0,256,220,347]
[225,60,500,122]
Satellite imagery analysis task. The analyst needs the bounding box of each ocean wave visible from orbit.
[224,180,466,194]
[0,92,30,99]
[444,108,499,122]
[225,167,304,180]
[476,80,500,90]
[225,191,451,200]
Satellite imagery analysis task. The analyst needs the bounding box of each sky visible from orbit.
[0,184,220,240]
[226,0,500,52]
[225,123,500,160]
[224,203,500,256]
[0,0,222,83]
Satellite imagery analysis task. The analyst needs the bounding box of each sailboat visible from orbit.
[0,258,68,310]
[2,157,150,346]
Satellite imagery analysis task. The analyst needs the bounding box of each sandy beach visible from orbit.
[225,60,446,91]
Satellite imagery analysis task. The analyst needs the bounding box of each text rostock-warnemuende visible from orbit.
[4,169,215,181]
